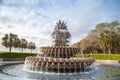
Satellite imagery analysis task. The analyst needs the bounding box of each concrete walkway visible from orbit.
[96,60,120,68]
[0,61,24,66]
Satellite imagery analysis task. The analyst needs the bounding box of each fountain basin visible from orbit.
[0,64,120,80]
[24,57,95,73]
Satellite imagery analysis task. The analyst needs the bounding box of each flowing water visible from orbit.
[0,64,120,80]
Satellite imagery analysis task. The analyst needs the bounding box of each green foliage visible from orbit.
[2,33,18,52]
[75,54,120,60]
[28,42,36,52]
[1,33,36,53]
[72,21,120,54]
[20,38,28,52]
[0,52,37,58]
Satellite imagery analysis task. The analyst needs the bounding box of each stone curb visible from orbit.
[0,61,24,66]
[0,58,25,61]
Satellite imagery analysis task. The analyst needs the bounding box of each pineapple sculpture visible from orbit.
[51,20,71,46]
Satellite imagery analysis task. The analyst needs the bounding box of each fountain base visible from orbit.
[24,57,95,73]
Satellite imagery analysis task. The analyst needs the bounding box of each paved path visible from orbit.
[0,61,24,66]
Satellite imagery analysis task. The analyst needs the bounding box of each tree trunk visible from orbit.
[31,49,32,53]
[19,48,20,53]
[9,47,12,53]
[114,48,118,54]
[102,49,105,54]
[108,48,111,54]
[21,48,23,53]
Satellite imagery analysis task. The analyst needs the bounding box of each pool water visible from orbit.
[0,64,120,80]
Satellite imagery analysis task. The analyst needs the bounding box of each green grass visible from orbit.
[0,52,37,58]
[75,54,120,60]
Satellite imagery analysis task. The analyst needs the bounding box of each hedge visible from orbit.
[0,52,37,58]
[75,54,120,60]
[1,52,120,60]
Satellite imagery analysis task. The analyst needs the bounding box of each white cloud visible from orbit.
[0,0,119,52]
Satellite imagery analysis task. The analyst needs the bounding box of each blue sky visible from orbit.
[0,0,120,52]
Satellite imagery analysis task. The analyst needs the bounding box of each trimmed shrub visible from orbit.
[0,52,37,58]
[75,54,120,60]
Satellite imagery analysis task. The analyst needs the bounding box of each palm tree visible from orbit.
[28,42,36,52]
[20,38,28,53]
[2,33,17,52]
[14,37,21,52]
[2,34,9,51]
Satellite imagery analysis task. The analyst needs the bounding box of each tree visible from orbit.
[2,33,17,52]
[99,30,120,54]
[72,21,120,54]
[20,38,28,52]
[79,36,100,54]
[98,21,120,54]
[72,42,80,48]
[14,37,21,52]
[28,42,36,52]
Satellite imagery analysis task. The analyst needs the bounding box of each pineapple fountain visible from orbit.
[24,20,95,73]
[0,21,120,80]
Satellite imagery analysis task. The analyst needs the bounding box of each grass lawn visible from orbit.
[0,52,37,58]
[75,54,120,60]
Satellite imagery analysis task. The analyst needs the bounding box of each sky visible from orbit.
[0,0,120,52]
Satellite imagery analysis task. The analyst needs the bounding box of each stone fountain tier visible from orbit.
[24,57,95,73]
[40,46,80,58]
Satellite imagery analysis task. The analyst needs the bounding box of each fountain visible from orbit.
[0,21,120,80]
[24,20,95,73]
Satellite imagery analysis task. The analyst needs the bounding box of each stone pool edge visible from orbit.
[0,59,120,67]
[0,58,25,66]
